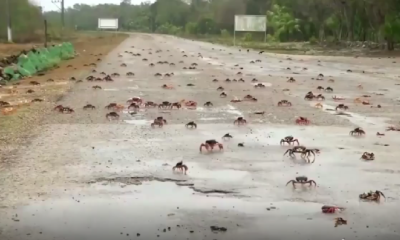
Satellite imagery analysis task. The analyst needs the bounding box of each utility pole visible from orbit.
[6,0,13,42]
[61,0,65,28]
[51,0,65,28]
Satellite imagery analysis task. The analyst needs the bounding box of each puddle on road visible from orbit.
[3,181,398,240]
[312,102,389,129]
[194,105,242,117]
[127,85,139,90]
[201,57,221,66]
[199,117,223,121]
[124,119,150,125]
[253,82,272,87]
[226,105,243,116]
[0,182,263,240]
[103,88,119,91]
[174,71,200,75]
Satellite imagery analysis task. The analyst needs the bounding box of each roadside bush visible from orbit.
[242,33,253,42]
[309,36,318,44]
[185,22,198,35]
[266,34,278,43]
[220,29,230,38]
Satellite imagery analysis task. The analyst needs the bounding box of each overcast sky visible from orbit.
[38,0,149,11]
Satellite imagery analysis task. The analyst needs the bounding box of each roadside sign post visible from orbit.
[234,15,267,46]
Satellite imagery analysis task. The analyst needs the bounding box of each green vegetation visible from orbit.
[3,0,400,51]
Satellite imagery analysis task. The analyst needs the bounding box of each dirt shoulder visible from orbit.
[0,32,128,168]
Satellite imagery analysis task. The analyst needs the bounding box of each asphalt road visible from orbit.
[1,33,400,240]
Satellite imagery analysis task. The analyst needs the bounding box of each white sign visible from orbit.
[98,18,119,29]
[234,15,267,32]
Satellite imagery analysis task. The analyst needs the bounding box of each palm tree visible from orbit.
[267,4,301,41]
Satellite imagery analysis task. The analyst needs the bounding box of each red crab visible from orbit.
[321,205,345,214]
[295,117,310,125]
[185,101,197,108]
[127,97,143,105]
[199,140,223,152]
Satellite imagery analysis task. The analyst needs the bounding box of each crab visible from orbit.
[386,126,400,131]
[315,94,325,100]
[186,121,197,129]
[171,102,182,109]
[325,87,333,92]
[335,104,349,111]
[304,92,315,100]
[120,63,127,67]
[295,117,310,125]
[151,117,167,128]
[359,190,385,202]
[230,97,242,103]
[234,117,247,125]
[286,176,317,188]
[280,136,299,145]
[251,78,258,82]
[158,101,171,109]
[376,132,385,136]
[284,146,316,163]
[30,81,40,85]
[172,161,188,175]
[361,152,374,161]
[314,103,323,108]
[243,95,255,101]
[332,96,345,101]
[212,79,218,82]
[321,205,345,214]
[316,86,324,90]
[225,78,231,83]
[83,104,96,110]
[128,103,140,111]
[199,139,224,152]
[350,127,365,136]
[277,100,292,107]
[59,107,74,114]
[220,92,227,98]
[111,73,120,77]
[104,75,114,82]
[162,84,174,89]
[144,101,157,108]
[106,112,119,120]
[254,83,265,88]
[334,218,347,227]
[126,72,135,76]
[204,101,213,107]
[105,103,118,110]
[253,111,265,116]
[287,77,296,83]
[127,97,143,105]
[222,133,233,140]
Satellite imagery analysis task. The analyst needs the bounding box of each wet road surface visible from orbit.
[1,33,400,240]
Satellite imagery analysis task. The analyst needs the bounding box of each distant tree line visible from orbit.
[2,0,400,50]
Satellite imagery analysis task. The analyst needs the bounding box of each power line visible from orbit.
[51,0,65,28]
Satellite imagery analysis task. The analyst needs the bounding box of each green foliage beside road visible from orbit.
[3,0,400,51]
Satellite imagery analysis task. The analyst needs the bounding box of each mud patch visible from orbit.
[103,88,119,92]
[88,176,237,195]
